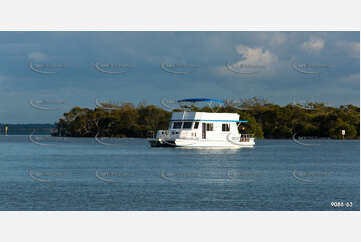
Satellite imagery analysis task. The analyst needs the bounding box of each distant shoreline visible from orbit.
[0,124,55,135]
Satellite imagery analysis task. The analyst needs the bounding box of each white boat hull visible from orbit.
[149,138,255,149]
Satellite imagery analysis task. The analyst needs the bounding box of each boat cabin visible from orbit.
[156,112,247,141]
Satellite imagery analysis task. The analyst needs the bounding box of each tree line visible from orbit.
[53,98,360,139]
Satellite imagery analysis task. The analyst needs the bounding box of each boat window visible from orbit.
[222,123,230,132]
[194,122,199,129]
[172,122,183,129]
[206,123,213,131]
[183,122,193,129]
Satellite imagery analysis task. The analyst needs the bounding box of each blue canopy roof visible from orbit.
[177,98,224,103]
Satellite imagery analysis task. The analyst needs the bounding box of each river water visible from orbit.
[0,136,359,210]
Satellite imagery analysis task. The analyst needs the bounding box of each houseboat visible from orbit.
[148,99,255,148]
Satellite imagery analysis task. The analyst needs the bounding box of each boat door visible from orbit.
[202,123,206,139]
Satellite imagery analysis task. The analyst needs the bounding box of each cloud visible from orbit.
[216,45,278,77]
[235,45,278,65]
[28,52,49,62]
[336,41,360,58]
[302,37,325,52]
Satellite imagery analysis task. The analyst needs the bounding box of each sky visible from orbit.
[0,31,359,123]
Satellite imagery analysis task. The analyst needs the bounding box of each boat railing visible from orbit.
[148,130,171,139]
[146,130,155,138]
[240,134,254,142]
[155,130,179,140]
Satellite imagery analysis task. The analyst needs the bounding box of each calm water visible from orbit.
[0,136,359,210]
